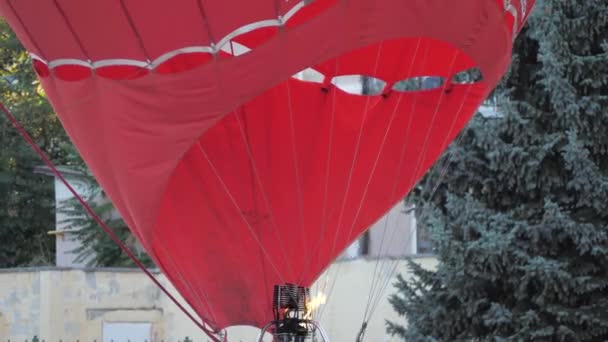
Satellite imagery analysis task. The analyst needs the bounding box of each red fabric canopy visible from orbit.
[1,0,534,332]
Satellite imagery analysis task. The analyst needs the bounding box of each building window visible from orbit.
[103,322,152,342]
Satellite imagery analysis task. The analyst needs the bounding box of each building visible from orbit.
[0,256,437,341]
[34,166,96,268]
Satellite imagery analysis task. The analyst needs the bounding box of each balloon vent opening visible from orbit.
[272,284,313,341]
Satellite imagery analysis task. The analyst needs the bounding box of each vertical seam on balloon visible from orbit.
[5,0,48,60]
[119,0,153,65]
[196,0,217,51]
[274,0,284,25]
[52,0,92,64]
[218,20,283,52]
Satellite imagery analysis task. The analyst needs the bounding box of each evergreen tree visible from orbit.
[0,20,72,267]
[59,173,153,267]
[388,1,608,341]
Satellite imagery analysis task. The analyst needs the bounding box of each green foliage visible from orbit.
[59,171,153,268]
[0,20,72,267]
[388,1,608,341]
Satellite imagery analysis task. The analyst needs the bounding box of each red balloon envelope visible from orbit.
[1,0,534,332]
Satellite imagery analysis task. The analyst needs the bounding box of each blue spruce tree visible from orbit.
[387,1,608,341]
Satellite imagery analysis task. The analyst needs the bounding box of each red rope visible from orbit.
[0,101,222,342]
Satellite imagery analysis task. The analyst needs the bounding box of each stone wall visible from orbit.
[0,257,437,341]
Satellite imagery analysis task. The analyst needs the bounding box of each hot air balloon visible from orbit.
[0,0,534,340]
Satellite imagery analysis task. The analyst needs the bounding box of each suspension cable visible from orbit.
[360,80,477,330]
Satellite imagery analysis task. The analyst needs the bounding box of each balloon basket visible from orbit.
[256,284,330,342]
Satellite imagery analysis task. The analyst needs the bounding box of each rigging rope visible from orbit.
[319,41,432,321]
[356,79,477,335]
[317,48,473,337]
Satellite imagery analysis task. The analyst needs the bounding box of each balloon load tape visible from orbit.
[272,283,313,341]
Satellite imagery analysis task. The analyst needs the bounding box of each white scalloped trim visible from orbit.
[30,0,311,70]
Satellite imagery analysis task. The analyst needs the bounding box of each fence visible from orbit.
[5,338,197,342]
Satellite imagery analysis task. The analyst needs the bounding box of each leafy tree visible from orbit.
[0,19,72,267]
[59,172,153,267]
[388,1,608,341]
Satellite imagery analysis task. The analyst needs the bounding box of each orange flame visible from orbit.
[304,292,327,320]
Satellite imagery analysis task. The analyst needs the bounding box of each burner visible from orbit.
[257,283,330,342]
